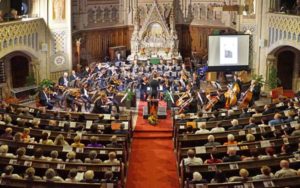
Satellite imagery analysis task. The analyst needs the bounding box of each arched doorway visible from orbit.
[274,46,300,90]
[10,55,30,88]
[277,51,295,90]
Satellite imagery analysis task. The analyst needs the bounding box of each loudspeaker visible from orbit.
[157,106,167,119]
[143,106,149,119]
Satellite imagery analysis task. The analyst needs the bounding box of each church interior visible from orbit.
[0,0,300,187]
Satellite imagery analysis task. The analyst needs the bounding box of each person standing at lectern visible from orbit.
[150,73,159,99]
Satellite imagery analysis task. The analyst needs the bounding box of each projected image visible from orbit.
[220,37,238,65]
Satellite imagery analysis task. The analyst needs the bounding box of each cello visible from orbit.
[239,82,255,109]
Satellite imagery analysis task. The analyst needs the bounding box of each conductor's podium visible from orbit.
[143,99,167,119]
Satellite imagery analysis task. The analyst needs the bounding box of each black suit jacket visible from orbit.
[38,91,48,106]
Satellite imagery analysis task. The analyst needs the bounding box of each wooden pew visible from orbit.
[0,177,118,188]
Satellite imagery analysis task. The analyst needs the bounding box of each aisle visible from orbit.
[126,101,180,188]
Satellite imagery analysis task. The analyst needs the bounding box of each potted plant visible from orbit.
[25,73,36,86]
[39,79,55,89]
[268,66,281,90]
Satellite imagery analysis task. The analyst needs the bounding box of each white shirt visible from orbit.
[181,157,203,166]
[63,77,68,87]
[195,129,210,134]
[210,127,225,133]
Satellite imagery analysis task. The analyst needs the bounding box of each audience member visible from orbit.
[1,165,22,179]
[15,147,29,159]
[0,128,13,140]
[268,113,283,126]
[48,150,63,162]
[65,169,79,182]
[87,136,103,148]
[44,168,64,182]
[106,135,122,148]
[81,170,99,183]
[275,160,297,178]
[228,119,243,130]
[181,149,203,166]
[223,149,241,162]
[243,117,258,130]
[210,121,225,133]
[190,172,208,184]
[229,168,252,182]
[54,134,69,146]
[211,170,228,183]
[24,167,42,180]
[195,122,210,134]
[0,145,15,157]
[66,151,83,163]
[85,150,102,163]
[71,135,85,148]
[204,135,221,147]
[104,151,120,164]
[253,166,274,180]
[223,134,238,146]
[100,171,115,183]
[39,132,54,145]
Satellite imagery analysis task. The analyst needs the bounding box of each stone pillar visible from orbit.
[31,58,41,84]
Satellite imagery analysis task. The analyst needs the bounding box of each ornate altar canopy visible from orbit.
[127,1,181,62]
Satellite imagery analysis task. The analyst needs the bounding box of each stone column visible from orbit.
[265,54,277,91]
[31,58,41,84]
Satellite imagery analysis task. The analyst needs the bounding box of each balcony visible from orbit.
[268,13,300,47]
[0,18,45,54]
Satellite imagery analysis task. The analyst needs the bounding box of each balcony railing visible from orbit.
[268,13,300,46]
[0,18,45,53]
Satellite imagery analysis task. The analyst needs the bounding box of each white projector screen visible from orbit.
[208,35,250,71]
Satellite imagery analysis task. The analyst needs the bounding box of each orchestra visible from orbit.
[37,60,260,114]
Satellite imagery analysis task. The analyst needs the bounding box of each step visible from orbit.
[134,129,173,133]
[133,132,173,139]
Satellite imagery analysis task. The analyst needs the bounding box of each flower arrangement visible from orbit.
[148,113,158,125]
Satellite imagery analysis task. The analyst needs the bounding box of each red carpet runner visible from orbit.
[126,101,180,188]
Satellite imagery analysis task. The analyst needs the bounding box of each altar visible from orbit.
[127,1,182,63]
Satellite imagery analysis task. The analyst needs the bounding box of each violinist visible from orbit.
[58,72,69,87]
[192,72,200,90]
[66,90,82,112]
[38,86,54,110]
[81,66,90,78]
[92,93,112,114]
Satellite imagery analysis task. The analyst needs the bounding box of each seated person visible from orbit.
[239,108,252,118]
[185,125,194,134]
[204,152,223,164]
[39,132,54,145]
[284,110,296,123]
[106,135,123,148]
[268,113,284,126]
[114,123,129,134]
[15,147,30,159]
[84,150,102,163]
[48,150,63,162]
[0,128,13,140]
[87,136,103,148]
[258,117,269,128]
[240,133,256,143]
[104,151,120,164]
[38,87,54,109]
[24,167,42,180]
[32,148,48,160]
[0,145,15,158]
[181,149,203,166]
[229,168,252,182]
[193,111,206,122]
[13,132,23,142]
[262,104,275,115]
[54,134,69,146]
[100,171,116,183]
[1,165,22,179]
[71,135,85,148]
[65,169,79,182]
[21,128,31,143]
[89,124,102,134]
[211,170,228,183]
[253,166,274,180]
[252,107,263,117]
[223,149,241,162]
[66,151,83,163]
[223,134,238,146]
[210,121,225,133]
[195,122,210,134]
[204,135,221,147]
[243,118,258,130]
[228,119,243,130]
[45,120,61,131]
[275,160,297,178]
[291,124,300,136]
[259,147,277,159]
[44,168,64,182]
[81,170,99,183]
[242,149,259,161]
[190,172,208,184]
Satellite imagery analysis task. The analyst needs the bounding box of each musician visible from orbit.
[38,87,54,110]
[140,76,148,101]
[69,70,79,81]
[92,93,112,114]
[66,90,83,112]
[232,74,242,98]
[206,90,226,111]
[80,83,92,111]
[149,73,160,99]
[192,72,200,90]
[93,63,102,74]
[58,72,70,87]
[81,66,90,78]
[184,91,198,113]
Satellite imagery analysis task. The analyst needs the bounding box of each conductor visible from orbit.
[149,73,159,99]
